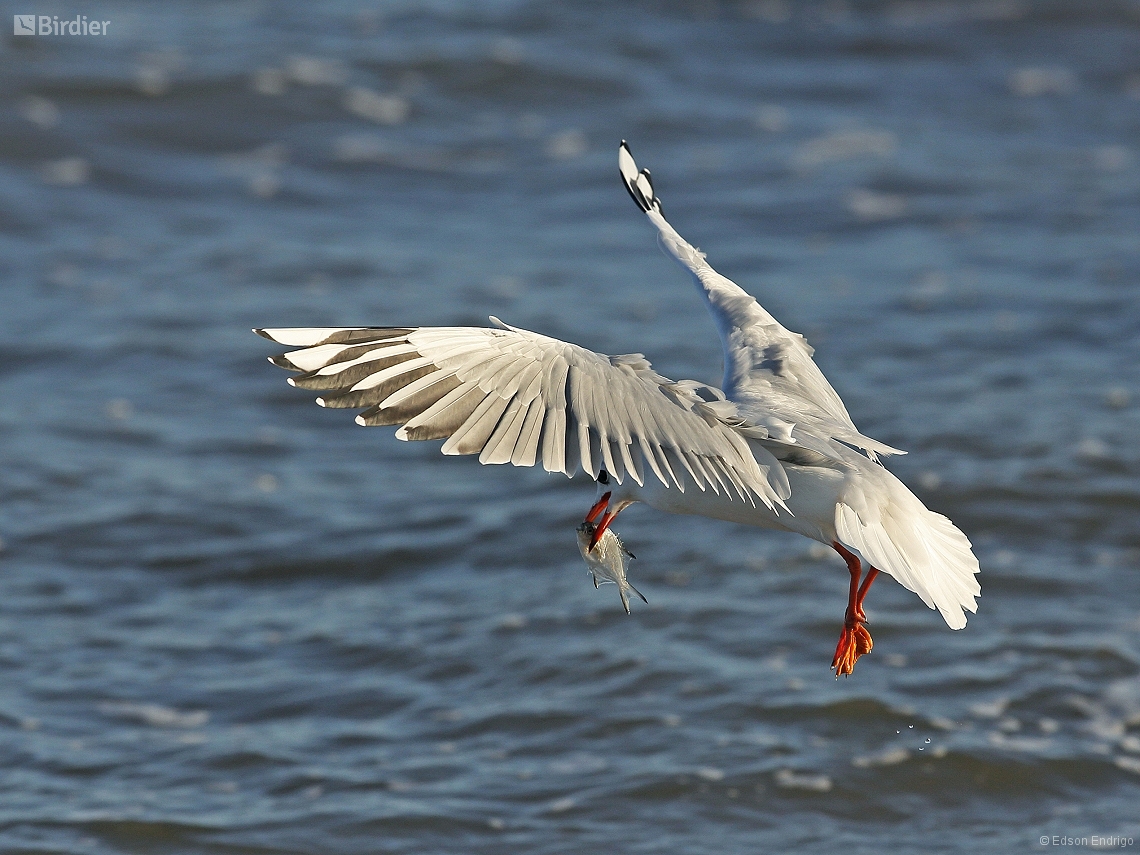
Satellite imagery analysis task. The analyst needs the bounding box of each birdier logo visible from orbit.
[13,14,109,35]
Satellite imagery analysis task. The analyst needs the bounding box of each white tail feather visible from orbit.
[835,470,980,630]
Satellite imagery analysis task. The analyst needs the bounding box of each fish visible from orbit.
[575,521,648,615]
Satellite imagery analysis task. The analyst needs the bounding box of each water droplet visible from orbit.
[925,738,931,743]
[908,725,914,729]
[896,730,900,734]
[919,746,924,751]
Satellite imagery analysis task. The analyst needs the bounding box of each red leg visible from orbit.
[838,543,861,618]
[855,567,880,622]
[831,542,876,677]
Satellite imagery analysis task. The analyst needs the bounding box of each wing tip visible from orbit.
[256,328,302,344]
[618,141,661,216]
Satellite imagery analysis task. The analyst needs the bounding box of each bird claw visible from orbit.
[831,620,873,677]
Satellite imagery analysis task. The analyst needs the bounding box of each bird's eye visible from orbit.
[598,470,610,485]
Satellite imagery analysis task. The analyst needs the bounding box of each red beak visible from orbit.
[583,492,617,551]
[583,491,616,551]
[584,491,610,524]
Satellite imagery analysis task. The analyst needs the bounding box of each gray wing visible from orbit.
[619,141,902,460]
[256,320,791,509]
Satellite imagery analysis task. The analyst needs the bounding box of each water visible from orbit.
[2,2,1139,852]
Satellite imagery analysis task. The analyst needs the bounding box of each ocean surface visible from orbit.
[2,2,1140,852]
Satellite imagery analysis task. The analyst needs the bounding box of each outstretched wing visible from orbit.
[256,321,791,509]
[619,141,901,461]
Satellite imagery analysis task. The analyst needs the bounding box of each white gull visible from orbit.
[256,142,980,676]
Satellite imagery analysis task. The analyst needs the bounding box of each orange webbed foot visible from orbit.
[829,544,879,677]
[831,619,873,677]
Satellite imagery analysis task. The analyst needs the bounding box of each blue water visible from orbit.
[2,2,1140,852]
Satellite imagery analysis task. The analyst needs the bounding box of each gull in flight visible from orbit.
[256,142,980,676]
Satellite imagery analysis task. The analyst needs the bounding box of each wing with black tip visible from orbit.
[618,141,902,460]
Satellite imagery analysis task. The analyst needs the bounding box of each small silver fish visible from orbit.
[575,521,647,615]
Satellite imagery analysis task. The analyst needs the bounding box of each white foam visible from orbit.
[774,769,832,792]
[98,701,208,728]
[344,87,409,125]
[546,796,576,813]
[1113,756,1140,776]
[969,697,1010,719]
[853,747,910,768]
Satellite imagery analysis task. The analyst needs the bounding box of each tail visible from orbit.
[834,467,980,630]
[617,580,649,616]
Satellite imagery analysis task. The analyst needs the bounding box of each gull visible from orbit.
[255,141,980,676]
